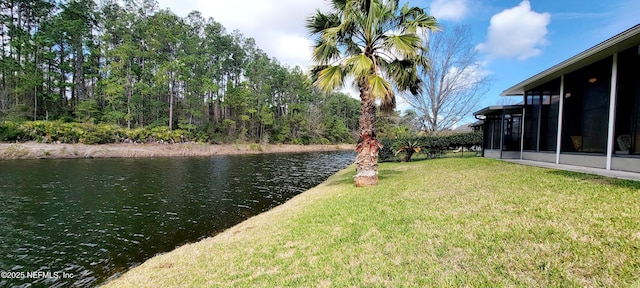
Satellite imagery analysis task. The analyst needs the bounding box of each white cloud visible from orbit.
[476,1,550,61]
[155,0,328,69]
[430,0,468,21]
[268,33,315,68]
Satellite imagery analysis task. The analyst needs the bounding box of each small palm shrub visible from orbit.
[394,140,422,162]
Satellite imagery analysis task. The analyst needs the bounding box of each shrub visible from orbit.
[125,128,150,143]
[249,143,262,151]
[0,121,24,142]
[20,121,55,142]
[79,124,123,144]
[393,140,421,162]
[379,132,483,162]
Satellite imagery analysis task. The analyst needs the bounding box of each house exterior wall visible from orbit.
[501,151,521,159]
[559,154,606,169]
[611,157,640,173]
[484,149,521,159]
[522,151,556,163]
[484,149,501,159]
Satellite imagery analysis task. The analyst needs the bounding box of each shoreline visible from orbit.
[0,142,354,160]
[104,158,640,287]
[104,164,354,287]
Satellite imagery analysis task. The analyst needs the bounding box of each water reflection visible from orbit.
[0,151,354,287]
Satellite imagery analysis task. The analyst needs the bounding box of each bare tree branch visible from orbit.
[402,25,493,135]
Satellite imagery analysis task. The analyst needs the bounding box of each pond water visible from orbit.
[0,151,354,287]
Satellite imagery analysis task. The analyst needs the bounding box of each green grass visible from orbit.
[106,158,640,287]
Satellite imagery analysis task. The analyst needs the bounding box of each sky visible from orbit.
[155,0,640,123]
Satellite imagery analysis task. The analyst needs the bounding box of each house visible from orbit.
[452,123,474,133]
[474,24,640,173]
[469,120,484,133]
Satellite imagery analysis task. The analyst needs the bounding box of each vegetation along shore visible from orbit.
[0,142,353,160]
[105,158,640,287]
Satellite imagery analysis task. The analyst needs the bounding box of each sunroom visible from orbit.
[474,24,640,173]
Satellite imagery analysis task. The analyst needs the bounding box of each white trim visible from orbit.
[606,53,619,170]
[520,107,526,160]
[499,109,505,159]
[556,75,565,164]
[536,97,542,151]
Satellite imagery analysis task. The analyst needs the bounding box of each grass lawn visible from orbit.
[105,157,640,287]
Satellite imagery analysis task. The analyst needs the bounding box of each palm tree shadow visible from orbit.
[377,169,402,181]
[323,168,403,186]
[325,176,355,186]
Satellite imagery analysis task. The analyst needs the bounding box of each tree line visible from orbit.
[0,0,360,144]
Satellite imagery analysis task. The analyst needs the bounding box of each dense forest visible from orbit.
[0,0,362,144]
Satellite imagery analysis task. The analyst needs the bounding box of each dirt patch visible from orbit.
[0,142,354,160]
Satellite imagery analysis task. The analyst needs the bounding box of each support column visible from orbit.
[536,95,542,152]
[556,75,565,164]
[500,109,505,159]
[606,53,619,170]
[520,107,525,160]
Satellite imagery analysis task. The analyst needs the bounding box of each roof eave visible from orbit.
[473,105,524,116]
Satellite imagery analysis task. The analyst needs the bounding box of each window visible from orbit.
[540,94,560,151]
[523,79,560,151]
[483,115,502,150]
[561,57,612,153]
[524,94,540,150]
[615,45,640,155]
[503,113,522,151]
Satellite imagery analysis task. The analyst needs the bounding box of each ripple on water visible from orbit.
[0,151,354,287]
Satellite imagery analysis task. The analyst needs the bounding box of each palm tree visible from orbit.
[394,140,422,162]
[307,0,438,186]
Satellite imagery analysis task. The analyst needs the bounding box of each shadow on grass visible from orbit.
[325,175,355,186]
[546,170,640,190]
[323,168,403,186]
[377,169,402,181]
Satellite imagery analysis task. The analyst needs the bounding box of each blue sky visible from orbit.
[421,0,640,109]
[158,0,640,122]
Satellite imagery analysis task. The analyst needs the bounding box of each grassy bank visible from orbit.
[106,158,640,287]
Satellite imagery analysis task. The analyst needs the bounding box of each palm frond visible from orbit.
[321,26,342,42]
[308,65,328,85]
[328,0,348,12]
[406,13,439,34]
[315,65,345,92]
[344,37,362,55]
[385,59,412,88]
[346,54,374,78]
[383,33,422,57]
[369,74,392,98]
[394,140,421,155]
[312,39,341,65]
[369,74,395,112]
[380,95,396,113]
[306,11,338,36]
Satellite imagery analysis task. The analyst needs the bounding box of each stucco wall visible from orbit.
[560,154,606,169]
[484,149,501,159]
[522,151,556,163]
[501,151,521,159]
[611,157,640,173]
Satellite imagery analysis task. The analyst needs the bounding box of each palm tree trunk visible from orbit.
[403,151,414,162]
[354,83,381,187]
